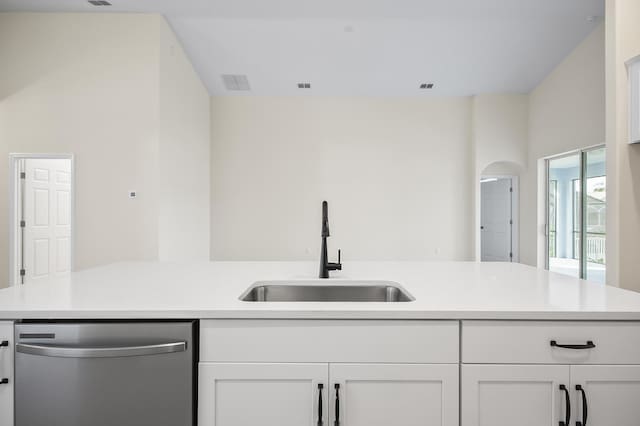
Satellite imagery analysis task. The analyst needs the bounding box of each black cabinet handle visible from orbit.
[317,384,324,426]
[559,384,571,426]
[0,378,8,385]
[0,341,8,348]
[550,341,596,350]
[334,384,340,426]
[576,385,588,426]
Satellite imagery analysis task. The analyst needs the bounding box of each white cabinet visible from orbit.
[199,362,458,426]
[462,321,640,426]
[0,322,13,426]
[571,365,640,426]
[198,320,460,426]
[199,363,328,426]
[462,365,570,426]
[331,363,458,426]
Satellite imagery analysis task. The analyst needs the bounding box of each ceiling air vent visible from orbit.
[88,0,112,5]
[221,75,251,91]
[297,83,311,89]
[419,83,434,89]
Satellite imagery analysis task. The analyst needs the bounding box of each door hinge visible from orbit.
[510,187,513,192]
[20,172,25,179]
[20,220,25,228]
[19,269,25,277]
[509,219,513,225]
[509,252,513,259]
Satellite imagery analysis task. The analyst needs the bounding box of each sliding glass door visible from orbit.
[546,146,606,283]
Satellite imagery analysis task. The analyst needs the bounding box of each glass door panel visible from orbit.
[547,154,581,278]
[584,148,606,283]
[546,147,606,283]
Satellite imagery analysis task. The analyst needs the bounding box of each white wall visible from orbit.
[158,20,211,261]
[0,13,210,287]
[521,23,606,268]
[0,13,161,285]
[606,0,640,291]
[471,94,528,260]
[210,96,473,261]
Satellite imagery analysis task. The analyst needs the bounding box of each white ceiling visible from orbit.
[0,0,605,96]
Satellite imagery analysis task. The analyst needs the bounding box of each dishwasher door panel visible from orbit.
[15,322,195,426]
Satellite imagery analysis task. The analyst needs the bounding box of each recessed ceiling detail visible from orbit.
[0,0,605,96]
[297,83,311,89]
[87,0,111,6]
[419,83,434,89]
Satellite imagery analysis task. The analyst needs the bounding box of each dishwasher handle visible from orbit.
[16,341,186,358]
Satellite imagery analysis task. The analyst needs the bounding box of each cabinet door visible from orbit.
[462,365,570,426]
[0,322,12,426]
[329,363,458,426]
[571,365,640,426]
[199,363,328,426]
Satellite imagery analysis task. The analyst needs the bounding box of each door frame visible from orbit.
[8,153,75,286]
[479,175,519,262]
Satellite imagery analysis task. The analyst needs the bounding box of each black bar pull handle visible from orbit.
[317,384,324,426]
[334,384,340,426]
[0,378,8,385]
[0,341,8,348]
[551,341,596,350]
[559,384,571,426]
[576,385,588,426]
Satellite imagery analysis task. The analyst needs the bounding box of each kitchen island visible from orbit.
[0,261,639,320]
[2,261,640,426]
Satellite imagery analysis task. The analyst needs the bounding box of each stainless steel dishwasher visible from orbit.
[15,321,196,426]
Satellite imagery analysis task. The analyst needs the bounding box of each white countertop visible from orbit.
[0,261,639,320]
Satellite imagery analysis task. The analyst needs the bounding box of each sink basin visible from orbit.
[240,280,414,302]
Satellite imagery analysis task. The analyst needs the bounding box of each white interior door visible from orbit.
[22,159,72,283]
[462,365,570,426]
[481,178,512,262]
[198,363,328,426]
[571,365,640,426]
[330,363,459,426]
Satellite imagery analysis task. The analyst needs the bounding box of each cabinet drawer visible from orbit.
[201,320,459,363]
[462,321,640,364]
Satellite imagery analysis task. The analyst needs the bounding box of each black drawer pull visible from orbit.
[0,341,8,348]
[576,384,588,426]
[550,341,596,350]
[317,384,324,426]
[334,384,340,426]
[0,378,8,385]
[559,384,571,426]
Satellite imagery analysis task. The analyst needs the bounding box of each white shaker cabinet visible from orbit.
[330,363,458,426]
[461,365,571,426]
[199,362,458,426]
[198,320,460,426]
[571,365,640,426]
[198,363,328,426]
[0,322,13,426]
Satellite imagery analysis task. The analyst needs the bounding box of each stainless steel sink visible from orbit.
[240,280,414,302]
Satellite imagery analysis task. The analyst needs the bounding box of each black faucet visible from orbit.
[319,201,342,278]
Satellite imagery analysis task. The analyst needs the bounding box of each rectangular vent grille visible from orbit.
[297,83,311,89]
[88,0,112,5]
[221,74,251,91]
[419,83,434,89]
